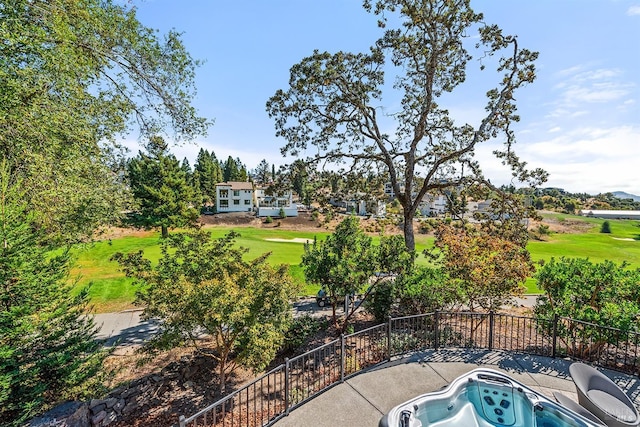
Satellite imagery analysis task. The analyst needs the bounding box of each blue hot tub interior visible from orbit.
[388,370,599,427]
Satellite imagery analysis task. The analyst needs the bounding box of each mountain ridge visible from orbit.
[612,191,640,202]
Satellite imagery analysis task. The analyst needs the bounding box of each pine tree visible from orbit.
[127,137,200,237]
[0,163,105,425]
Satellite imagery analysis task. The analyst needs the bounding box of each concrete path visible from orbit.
[93,309,159,348]
[273,349,640,427]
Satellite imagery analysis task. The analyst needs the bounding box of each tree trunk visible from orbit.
[161,224,168,238]
[403,209,415,252]
[219,358,226,393]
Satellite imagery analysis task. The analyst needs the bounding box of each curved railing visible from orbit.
[177,311,640,427]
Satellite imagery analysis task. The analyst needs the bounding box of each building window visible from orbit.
[233,190,240,197]
[244,199,250,205]
[220,200,229,208]
[233,200,240,205]
[219,190,228,198]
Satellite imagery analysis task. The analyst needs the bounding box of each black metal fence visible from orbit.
[177,311,640,427]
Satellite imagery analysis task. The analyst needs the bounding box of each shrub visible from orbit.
[281,315,325,354]
[265,215,273,224]
[279,207,286,218]
[600,220,611,233]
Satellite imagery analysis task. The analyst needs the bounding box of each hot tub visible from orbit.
[379,368,604,427]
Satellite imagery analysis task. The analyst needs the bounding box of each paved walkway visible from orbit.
[273,349,640,427]
[93,309,159,348]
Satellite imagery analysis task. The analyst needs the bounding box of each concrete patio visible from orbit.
[273,349,640,427]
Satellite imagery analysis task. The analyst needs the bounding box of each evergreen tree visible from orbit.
[0,163,105,426]
[194,149,222,204]
[253,159,271,184]
[222,156,248,182]
[127,137,200,238]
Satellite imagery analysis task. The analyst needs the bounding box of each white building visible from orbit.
[255,185,298,217]
[417,194,448,216]
[579,210,640,220]
[215,181,254,213]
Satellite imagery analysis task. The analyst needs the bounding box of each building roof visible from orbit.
[579,209,640,218]
[215,181,253,190]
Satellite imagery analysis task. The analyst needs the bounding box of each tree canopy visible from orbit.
[112,229,298,391]
[434,223,533,311]
[267,0,546,251]
[1,0,209,242]
[127,137,201,238]
[534,258,640,352]
[302,215,413,328]
[0,163,105,426]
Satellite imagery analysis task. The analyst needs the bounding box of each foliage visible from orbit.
[281,315,326,354]
[434,223,533,311]
[600,220,611,234]
[530,223,551,241]
[265,216,274,224]
[1,0,208,243]
[222,156,248,182]
[302,216,378,327]
[194,149,223,205]
[302,217,414,328]
[534,258,640,331]
[533,188,640,213]
[126,137,200,238]
[365,266,454,322]
[279,207,287,219]
[267,0,546,251]
[252,159,272,185]
[0,164,106,425]
[112,229,298,391]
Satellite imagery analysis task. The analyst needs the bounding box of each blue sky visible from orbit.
[130,1,640,195]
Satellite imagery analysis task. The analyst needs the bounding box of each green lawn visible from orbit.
[72,217,640,312]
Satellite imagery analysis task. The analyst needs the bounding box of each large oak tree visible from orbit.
[267,0,546,251]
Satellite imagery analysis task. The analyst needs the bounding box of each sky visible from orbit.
[129,1,640,196]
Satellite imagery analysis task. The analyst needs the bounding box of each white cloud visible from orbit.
[473,125,640,194]
[627,5,640,15]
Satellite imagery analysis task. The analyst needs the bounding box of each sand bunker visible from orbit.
[612,237,635,241]
[264,238,313,244]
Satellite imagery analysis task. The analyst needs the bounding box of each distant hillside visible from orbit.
[612,191,640,202]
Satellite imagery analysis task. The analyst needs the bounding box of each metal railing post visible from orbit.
[387,316,392,361]
[178,415,186,427]
[488,311,495,350]
[434,311,440,350]
[552,315,558,358]
[340,334,345,383]
[284,358,290,415]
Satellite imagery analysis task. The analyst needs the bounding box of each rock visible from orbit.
[113,399,125,414]
[122,402,137,415]
[120,387,139,399]
[90,410,106,426]
[184,381,194,389]
[27,401,89,427]
[103,398,118,409]
[89,404,106,415]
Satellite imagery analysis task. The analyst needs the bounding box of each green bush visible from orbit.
[600,220,611,233]
[279,207,286,218]
[534,257,640,345]
[265,216,273,224]
[281,315,325,353]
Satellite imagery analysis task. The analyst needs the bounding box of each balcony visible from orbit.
[178,311,640,427]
